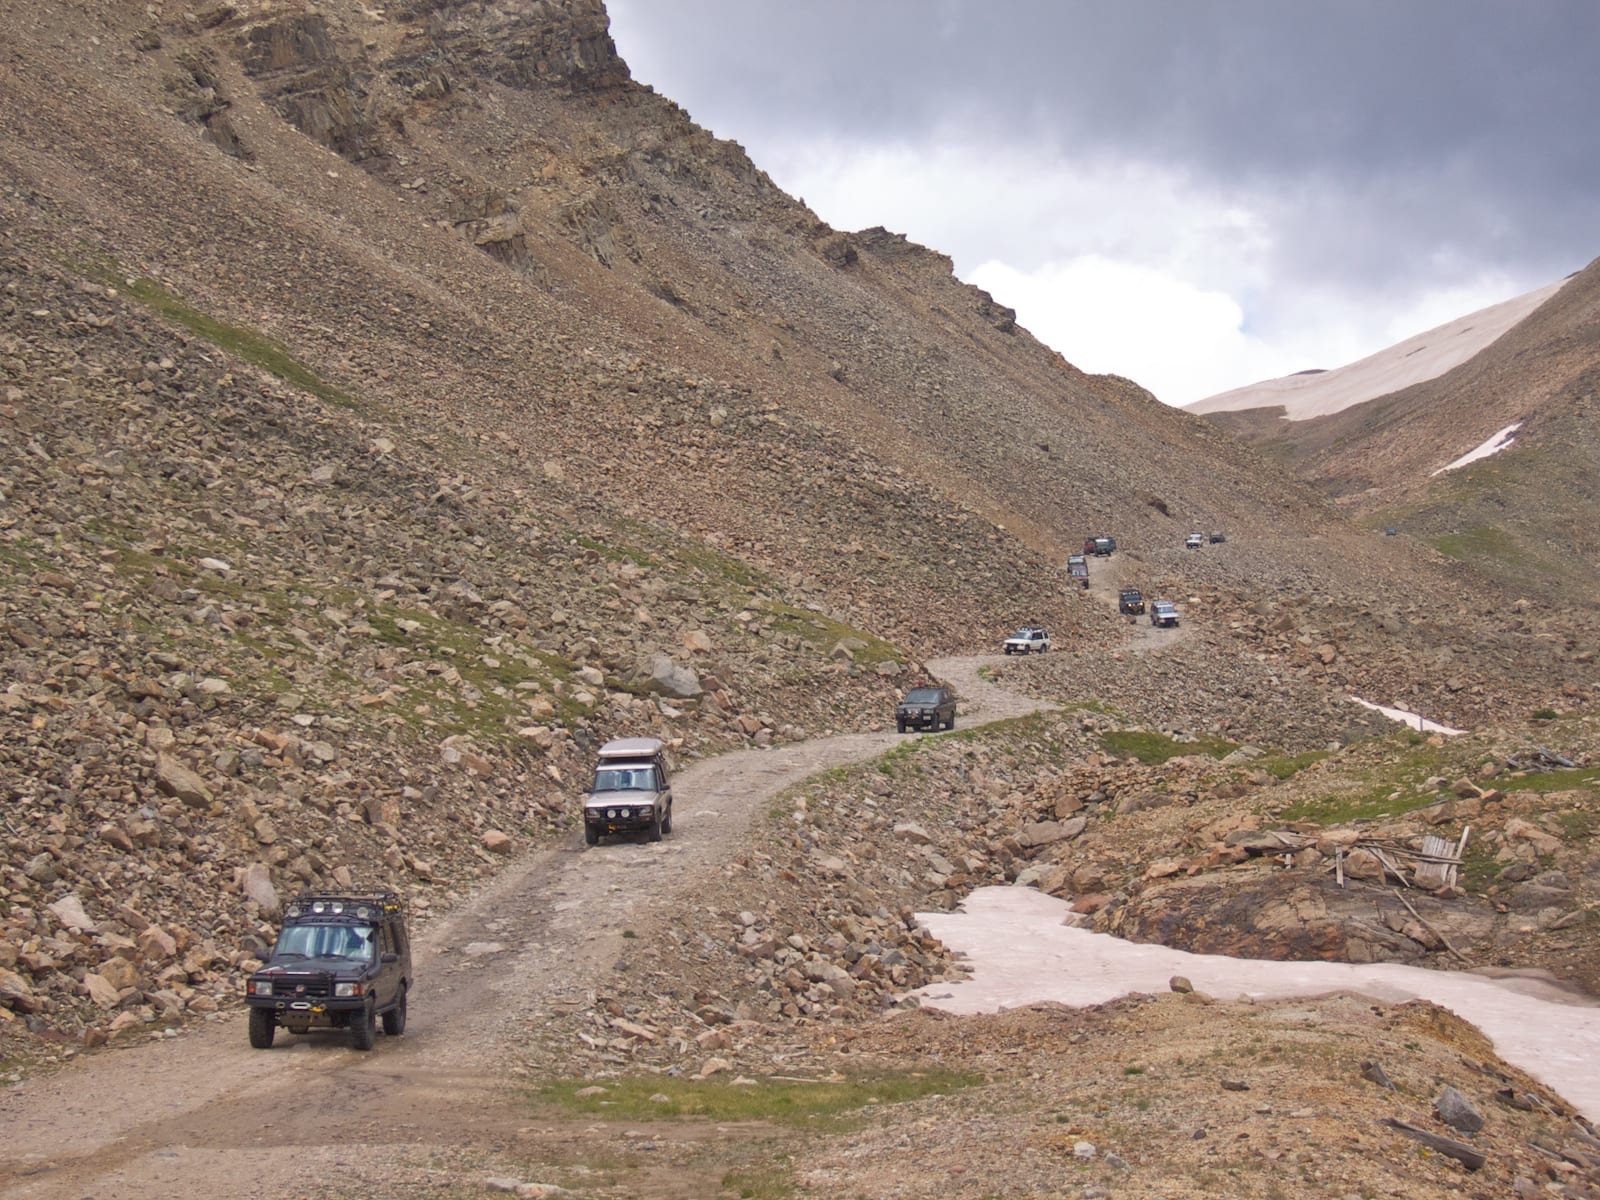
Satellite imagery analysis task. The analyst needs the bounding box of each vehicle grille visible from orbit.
[276,974,332,998]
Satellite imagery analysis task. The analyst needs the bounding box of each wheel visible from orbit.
[584,823,599,846]
[1003,646,1012,655]
[648,809,663,842]
[943,714,955,731]
[897,721,907,734]
[1039,644,1048,652]
[351,1001,376,1051]
[248,1006,276,1049]
[382,985,407,1037]
[661,803,672,835]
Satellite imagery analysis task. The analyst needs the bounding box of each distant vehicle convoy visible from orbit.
[1150,600,1180,627]
[897,684,956,733]
[1002,626,1051,655]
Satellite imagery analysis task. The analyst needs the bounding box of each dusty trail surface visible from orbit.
[0,657,1047,1199]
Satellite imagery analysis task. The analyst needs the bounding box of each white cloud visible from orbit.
[755,135,1558,407]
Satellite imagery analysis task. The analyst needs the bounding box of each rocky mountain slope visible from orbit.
[2,2,1599,1196]
[1193,258,1600,599]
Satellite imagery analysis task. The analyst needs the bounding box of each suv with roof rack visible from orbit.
[585,737,673,845]
[244,889,411,1052]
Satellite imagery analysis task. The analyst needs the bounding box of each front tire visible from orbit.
[248,1007,276,1049]
[648,809,663,842]
[897,721,907,734]
[584,823,599,846]
[351,1001,376,1051]
[382,985,407,1037]
[661,804,672,835]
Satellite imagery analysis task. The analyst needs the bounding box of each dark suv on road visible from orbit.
[244,889,411,1051]
[897,684,956,733]
[1118,587,1147,615]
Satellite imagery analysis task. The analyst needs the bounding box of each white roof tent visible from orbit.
[596,737,666,761]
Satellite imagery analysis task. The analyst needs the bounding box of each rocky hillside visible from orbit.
[1195,257,1600,600]
[2,0,1597,1114]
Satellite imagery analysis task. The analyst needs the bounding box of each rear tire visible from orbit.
[382,985,407,1037]
[351,1001,376,1051]
[248,1007,276,1050]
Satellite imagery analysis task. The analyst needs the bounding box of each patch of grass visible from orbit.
[529,1069,980,1126]
[721,1160,796,1200]
[1496,767,1600,795]
[1253,749,1332,780]
[1531,708,1559,722]
[1100,729,1240,765]
[758,600,905,668]
[571,532,655,569]
[112,274,359,409]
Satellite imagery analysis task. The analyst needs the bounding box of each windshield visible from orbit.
[594,766,658,792]
[275,923,376,961]
[905,688,943,704]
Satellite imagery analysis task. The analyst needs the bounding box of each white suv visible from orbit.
[1002,626,1051,654]
[584,737,673,845]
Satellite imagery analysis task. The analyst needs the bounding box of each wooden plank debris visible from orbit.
[1379,1118,1487,1170]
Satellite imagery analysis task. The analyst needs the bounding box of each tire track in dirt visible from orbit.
[0,657,1052,1199]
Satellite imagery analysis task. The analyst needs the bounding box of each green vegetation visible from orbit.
[1100,729,1240,765]
[721,1159,796,1200]
[1431,525,1522,565]
[571,532,656,569]
[757,599,905,668]
[1530,708,1559,721]
[109,273,359,409]
[529,1069,979,1126]
[1253,749,1332,780]
[1496,767,1600,795]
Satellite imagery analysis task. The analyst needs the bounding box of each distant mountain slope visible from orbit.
[1188,278,1570,420]
[1191,257,1600,597]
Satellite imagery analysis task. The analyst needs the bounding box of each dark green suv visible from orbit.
[244,889,411,1051]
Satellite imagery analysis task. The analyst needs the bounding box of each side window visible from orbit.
[377,923,393,957]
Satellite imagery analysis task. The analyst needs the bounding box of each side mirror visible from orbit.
[381,952,399,964]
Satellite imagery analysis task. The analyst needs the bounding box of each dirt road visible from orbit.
[0,656,1051,1199]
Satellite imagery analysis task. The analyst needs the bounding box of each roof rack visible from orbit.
[283,889,404,921]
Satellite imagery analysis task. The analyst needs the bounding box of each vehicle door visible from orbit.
[652,756,671,822]
[374,920,400,1007]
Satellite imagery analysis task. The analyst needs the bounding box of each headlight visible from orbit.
[334,981,364,998]
[606,808,619,819]
[249,980,272,997]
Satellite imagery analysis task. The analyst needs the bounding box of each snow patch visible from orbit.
[909,886,1600,1121]
[1187,279,1566,421]
[1350,697,1465,735]
[1431,421,1522,475]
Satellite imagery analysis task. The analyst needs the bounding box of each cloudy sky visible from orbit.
[604,1,1598,407]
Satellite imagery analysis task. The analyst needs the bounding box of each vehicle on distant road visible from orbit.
[1150,600,1180,627]
[1185,532,1204,549]
[1067,554,1090,588]
[897,684,956,733]
[1084,535,1116,557]
[1002,626,1051,655]
[1209,531,1226,544]
[584,737,673,845]
[1118,587,1146,615]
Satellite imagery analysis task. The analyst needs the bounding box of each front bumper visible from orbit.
[584,803,659,832]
